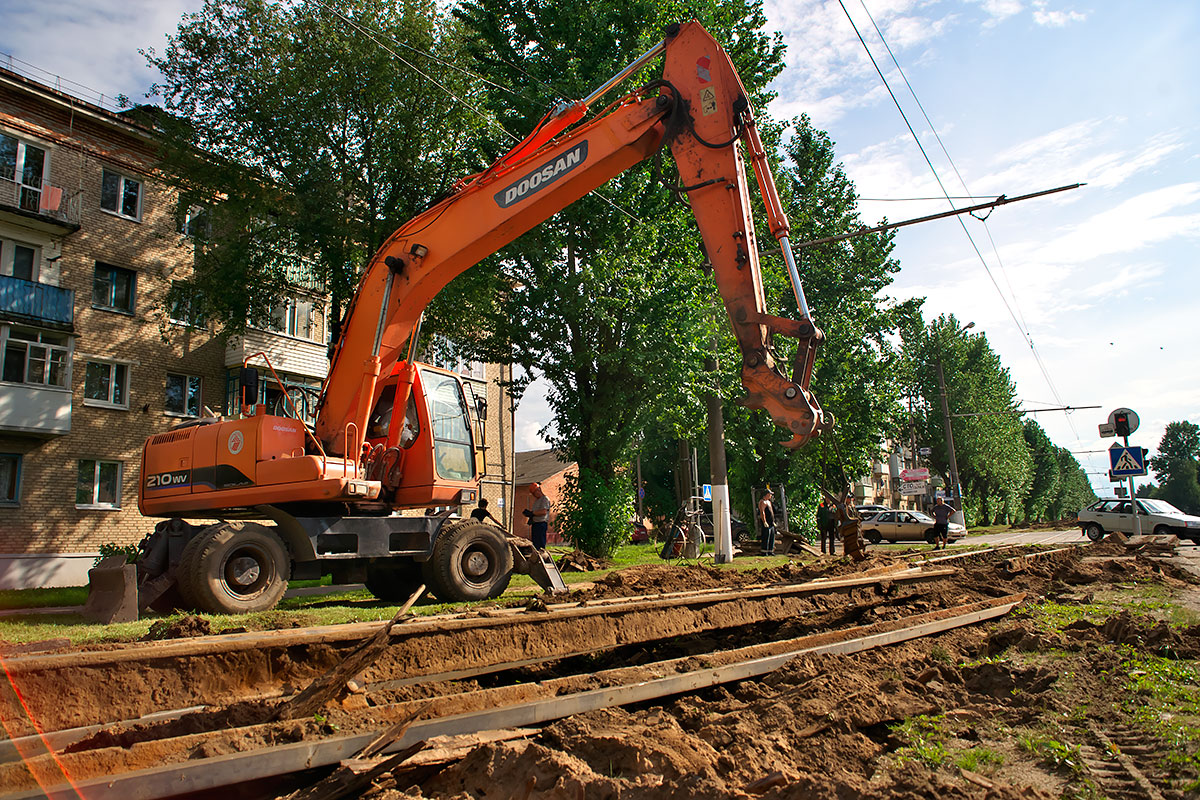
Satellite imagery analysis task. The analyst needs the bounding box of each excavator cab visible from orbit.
[362,361,481,507]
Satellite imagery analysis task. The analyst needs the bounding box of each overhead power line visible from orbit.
[840,0,1095,475]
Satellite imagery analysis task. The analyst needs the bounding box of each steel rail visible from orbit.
[4,594,1024,800]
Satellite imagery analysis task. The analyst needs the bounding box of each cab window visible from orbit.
[420,368,475,481]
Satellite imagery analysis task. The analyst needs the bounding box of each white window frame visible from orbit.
[100,168,142,221]
[92,261,137,314]
[167,280,205,327]
[165,372,203,417]
[0,325,71,389]
[83,358,132,409]
[0,132,50,213]
[0,453,20,506]
[76,458,122,509]
[0,236,41,282]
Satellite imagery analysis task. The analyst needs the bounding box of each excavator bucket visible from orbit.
[507,537,568,594]
[83,555,139,623]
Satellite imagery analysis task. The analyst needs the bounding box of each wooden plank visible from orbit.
[4,594,1021,800]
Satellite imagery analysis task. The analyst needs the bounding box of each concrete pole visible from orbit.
[936,359,966,527]
[705,356,733,563]
[636,453,643,519]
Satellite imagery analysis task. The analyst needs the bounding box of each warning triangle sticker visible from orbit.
[1113,452,1140,472]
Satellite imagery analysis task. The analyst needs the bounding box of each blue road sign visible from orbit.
[702,484,712,502]
[1108,444,1147,477]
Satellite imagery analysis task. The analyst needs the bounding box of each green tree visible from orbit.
[1150,421,1200,514]
[1021,419,1060,523]
[1047,446,1095,520]
[903,314,1032,525]
[436,0,786,555]
[145,0,488,329]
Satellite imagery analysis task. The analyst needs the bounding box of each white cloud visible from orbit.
[1031,2,1087,27]
[975,0,1024,25]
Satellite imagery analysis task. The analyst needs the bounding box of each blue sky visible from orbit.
[3,0,1196,495]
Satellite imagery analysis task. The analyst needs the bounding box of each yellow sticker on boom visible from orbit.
[700,87,717,116]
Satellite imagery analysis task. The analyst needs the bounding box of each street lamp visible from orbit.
[936,321,973,526]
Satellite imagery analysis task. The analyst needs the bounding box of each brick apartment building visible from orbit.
[0,66,515,588]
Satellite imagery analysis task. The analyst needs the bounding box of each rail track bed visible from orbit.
[5,541,1194,800]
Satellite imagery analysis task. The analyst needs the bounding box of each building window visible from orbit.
[266,296,320,341]
[2,327,70,387]
[425,334,485,380]
[93,262,136,313]
[84,360,130,408]
[0,454,20,505]
[167,280,205,327]
[100,168,142,220]
[166,373,203,417]
[1,133,48,212]
[0,237,40,281]
[76,459,121,508]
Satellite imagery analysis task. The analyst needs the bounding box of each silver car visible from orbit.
[861,509,966,545]
[1077,498,1200,542]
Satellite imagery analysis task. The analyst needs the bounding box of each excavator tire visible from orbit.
[177,522,291,614]
[422,519,512,602]
[365,559,424,602]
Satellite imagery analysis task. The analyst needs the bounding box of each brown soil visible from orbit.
[363,548,1200,800]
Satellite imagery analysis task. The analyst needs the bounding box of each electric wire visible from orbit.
[841,0,1096,477]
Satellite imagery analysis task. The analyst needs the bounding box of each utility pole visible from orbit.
[936,358,965,526]
[705,355,733,563]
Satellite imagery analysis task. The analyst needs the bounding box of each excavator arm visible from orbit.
[314,21,831,459]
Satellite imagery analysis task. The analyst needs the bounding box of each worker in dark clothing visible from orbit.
[470,498,503,527]
[758,489,777,556]
[931,496,952,549]
[817,501,833,555]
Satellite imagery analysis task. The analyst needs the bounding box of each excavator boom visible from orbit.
[314,21,830,460]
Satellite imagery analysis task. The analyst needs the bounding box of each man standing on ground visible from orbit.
[931,496,952,550]
[816,501,832,555]
[758,489,777,556]
[525,483,551,551]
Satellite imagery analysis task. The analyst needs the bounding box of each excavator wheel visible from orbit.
[365,559,424,602]
[176,522,291,614]
[422,519,513,602]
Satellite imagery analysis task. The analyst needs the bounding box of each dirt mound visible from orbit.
[142,615,212,640]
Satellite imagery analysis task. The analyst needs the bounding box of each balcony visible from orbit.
[0,383,71,437]
[0,275,74,330]
[0,178,82,233]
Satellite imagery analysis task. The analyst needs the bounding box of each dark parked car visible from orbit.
[698,513,753,544]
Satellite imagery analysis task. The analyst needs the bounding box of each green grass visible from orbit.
[0,586,88,610]
[1119,646,1200,777]
[0,543,793,645]
[955,747,1005,772]
[891,714,950,767]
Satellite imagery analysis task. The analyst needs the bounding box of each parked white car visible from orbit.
[861,509,966,545]
[1077,498,1200,542]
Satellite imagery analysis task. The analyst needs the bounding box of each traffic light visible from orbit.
[1113,411,1130,437]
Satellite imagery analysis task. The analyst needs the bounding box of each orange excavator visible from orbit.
[127,21,843,616]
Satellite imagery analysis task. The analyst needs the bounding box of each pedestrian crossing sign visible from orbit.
[702,484,712,502]
[1108,443,1147,477]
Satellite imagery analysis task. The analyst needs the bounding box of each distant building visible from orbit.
[851,444,922,511]
[513,448,575,545]
[0,65,514,588]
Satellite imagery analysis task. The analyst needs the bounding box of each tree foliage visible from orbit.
[145,0,488,329]
[902,315,1031,525]
[1150,421,1200,514]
